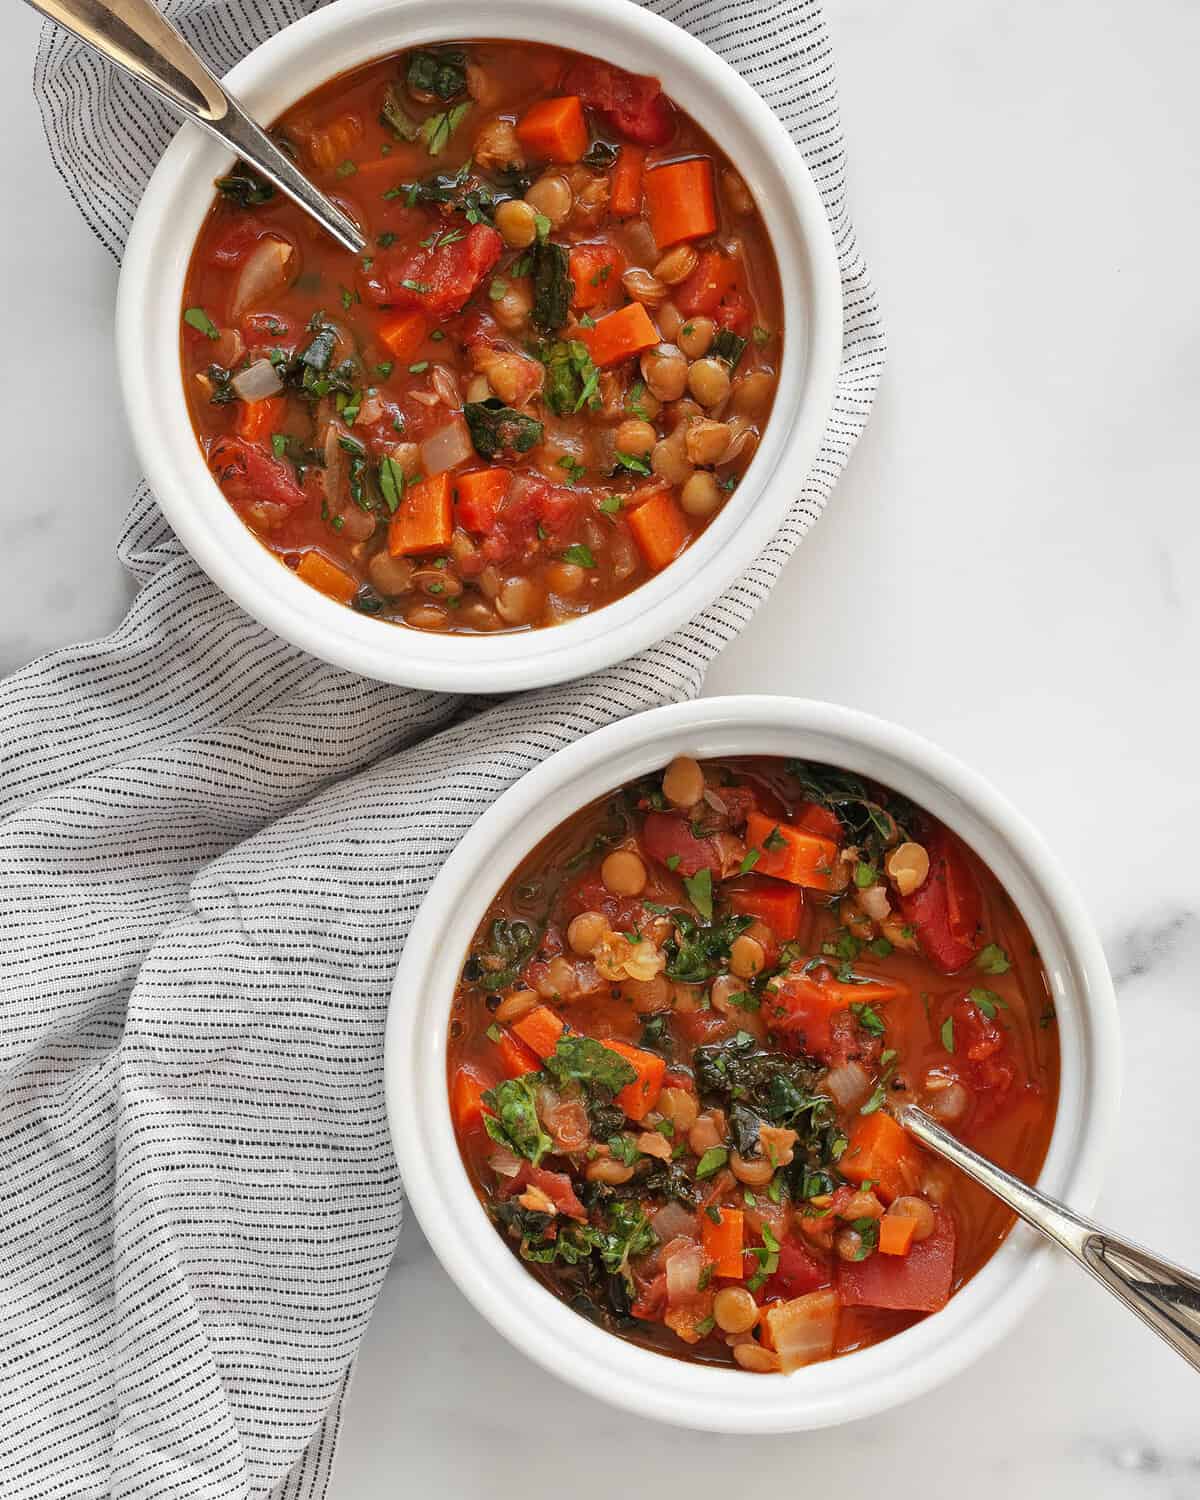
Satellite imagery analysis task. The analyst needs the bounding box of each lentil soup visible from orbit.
[181,42,783,633]
[447,755,1060,1372]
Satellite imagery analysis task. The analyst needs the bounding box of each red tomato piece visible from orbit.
[641,811,722,877]
[898,826,983,974]
[762,1237,832,1300]
[631,1271,668,1321]
[675,250,749,333]
[837,1209,957,1312]
[359,223,503,317]
[208,437,306,510]
[766,973,847,1060]
[206,218,264,267]
[793,801,844,842]
[497,1164,587,1222]
[479,474,584,563]
[560,59,675,146]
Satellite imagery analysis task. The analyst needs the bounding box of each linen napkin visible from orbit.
[3,3,884,1495]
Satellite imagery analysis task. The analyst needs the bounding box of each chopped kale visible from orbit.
[530,240,574,333]
[544,1036,636,1097]
[380,82,421,141]
[664,910,753,984]
[785,759,913,861]
[464,398,544,459]
[481,1074,552,1165]
[729,1101,765,1158]
[406,47,468,101]
[463,917,538,992]
[711,328,747,368]
[542,340,601,415]
[580,140,619,169]
[214,163,275,207]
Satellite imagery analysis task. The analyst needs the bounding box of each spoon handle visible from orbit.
[896,1103,1200,1374]
[24,0,365,253]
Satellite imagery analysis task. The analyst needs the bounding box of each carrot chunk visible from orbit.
[388,472,453,556]
[701,1207,745,1278]
[453,467,511,533]
[295,550,357,604]
[840,1112,924,1204]
[644,157,717,247]
[728,879,804,941]
[308,112,363,169]
[235,394,285,444]
[512,1006,566,1060]
[878,1213,918,1257]
[610,145,645,217]
[377,310,428,364]
[515,96,589,163]
[579,301,660,368]
[626,489,689,572]
[569,242,627,310]
[491,1026,541,1078]
[744,811,841,891]
[600,1038,665,1121]
[451,1065,494,1132]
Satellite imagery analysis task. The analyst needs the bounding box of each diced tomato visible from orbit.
[766,973,847,1060]
[479,474,584,564]
[762,1237,832,1300]
[560,60,675,147]
[640,811,722,878]
[359,223,503,317]
[714,289,753,335]
[569,242,626,310]
[563,872,645,931]
[675,250,749,333]
[673,1008,738,1047]
[208,437,306,510]
[497,1164,587,1222]
[944,996,1015,1104]
[206,218,263,267]
[898,825,983,974]
[793,801,844,842]
[631,1270,668,1321]
[837,1209,957,1312]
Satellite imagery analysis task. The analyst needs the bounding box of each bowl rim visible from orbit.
[384,694,1121,1431]
[116,0,844,692]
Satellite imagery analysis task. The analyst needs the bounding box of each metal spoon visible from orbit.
[896,1102,1200,1373]
[25,0,365,254]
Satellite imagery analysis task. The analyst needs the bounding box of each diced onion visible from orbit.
[665,1241,706,1305]
[488,1147,522,1179]
[650,1202,698,1245]
[230,235,295,320]
[419,417,474,476]
[823,1060,870,1111]
[231,357,284,403]
[766,1289,839,1373]
[703,789,728,815]
[322,421,346,506]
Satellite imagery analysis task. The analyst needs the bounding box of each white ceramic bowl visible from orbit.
[385,695,1120,1431]
[117,0,842,692]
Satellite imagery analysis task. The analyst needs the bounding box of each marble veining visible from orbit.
[3,0,1200,1495]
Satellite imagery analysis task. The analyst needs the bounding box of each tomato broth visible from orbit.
[448,756,1059,1372]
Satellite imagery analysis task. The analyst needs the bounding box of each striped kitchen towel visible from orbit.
[5,3,884,1495]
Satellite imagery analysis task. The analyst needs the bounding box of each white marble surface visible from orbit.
[4,0,1200,1493]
